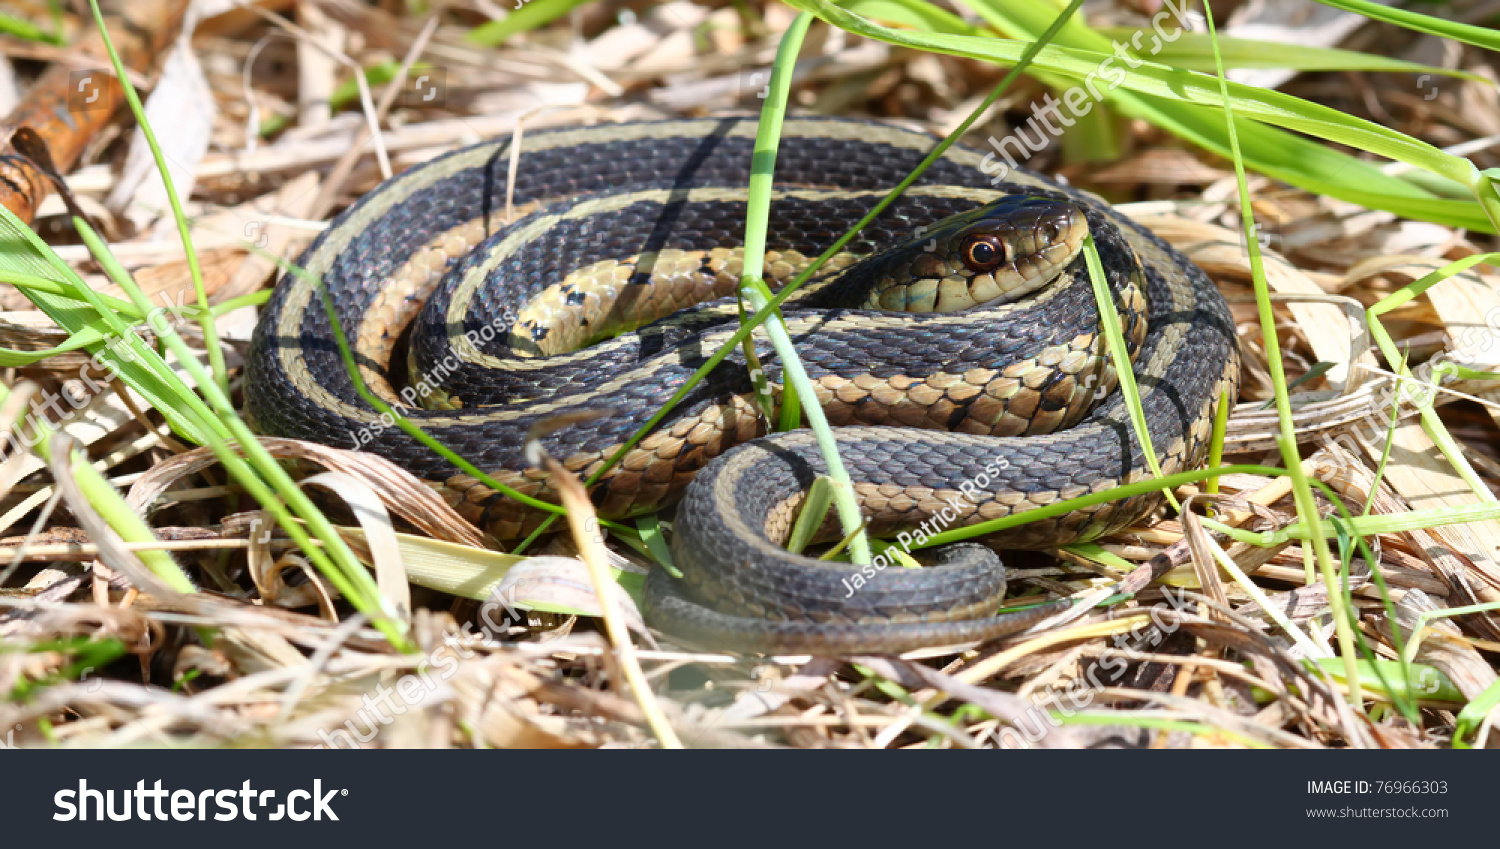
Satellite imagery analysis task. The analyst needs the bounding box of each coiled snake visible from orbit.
[245,117,1240,654]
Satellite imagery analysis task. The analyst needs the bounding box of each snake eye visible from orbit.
[961,234,1007,273]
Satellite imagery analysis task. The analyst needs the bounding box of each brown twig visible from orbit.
[0,0,192,223]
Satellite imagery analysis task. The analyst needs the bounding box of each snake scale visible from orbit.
[244,116,1241,654]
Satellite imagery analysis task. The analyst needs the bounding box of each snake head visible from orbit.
[866,196,1087,313]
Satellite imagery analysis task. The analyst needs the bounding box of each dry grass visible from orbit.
[0,0,1498,749]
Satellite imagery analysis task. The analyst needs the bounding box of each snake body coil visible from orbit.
[245,117,1240,654]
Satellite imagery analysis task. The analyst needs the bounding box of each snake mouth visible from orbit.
[863,196,1088,314]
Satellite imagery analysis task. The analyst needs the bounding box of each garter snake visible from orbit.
[244,116,1240,655]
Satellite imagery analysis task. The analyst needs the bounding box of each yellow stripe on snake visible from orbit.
[245,117,1241,654]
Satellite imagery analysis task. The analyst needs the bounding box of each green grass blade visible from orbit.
[1205,389,1229,496]
[1081,235,1170,507]
[0,382,196,594]
[517,0,1089,552]
[0,209,218,443]
[634,513,675,573]
[0,9,63,44]
[1310,0,1500,52]
[794,0,1471,183]
[466,0,593,46]
[1312,659,1463,706]
[86,0,228,396]
[786,475,837,555]
[1366,256,1497,499]
[60,217,410,647]
[1452,676,1500,748]
[739,12,873,563]
[1101,30,1484,78]
[799,0,1492,230]
[1199,0,1361,707]
[259,60,430,137]
[920,463,1284,547]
